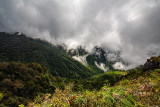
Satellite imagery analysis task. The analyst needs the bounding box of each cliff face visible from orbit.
[143,56,160,72]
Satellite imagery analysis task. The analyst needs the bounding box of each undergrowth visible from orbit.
[29,69,160,107]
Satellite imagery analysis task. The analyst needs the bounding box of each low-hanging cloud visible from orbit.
[0,0,160,68]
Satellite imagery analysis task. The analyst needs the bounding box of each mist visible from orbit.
[0,0,160,68]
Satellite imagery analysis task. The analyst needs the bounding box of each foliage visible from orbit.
[33,84,141,107]
[86,54,115,71]
[0,33,160,106]
[0,32,100,79]
[78,71,127,90]
[32,57,160,106]
[18,104,25,107]
[0,62,59,106]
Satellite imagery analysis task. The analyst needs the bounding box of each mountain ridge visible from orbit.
[65,45,127,72]
[0,32,102,79]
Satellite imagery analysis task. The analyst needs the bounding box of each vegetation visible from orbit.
[81,71,126,90]
[0,57,159,107]
[0,32,159,106]
[31,68,160,107]
[30,56,160,107]
[67,46,116,73]
[0,32,101,79]
[0,62,59,106]
[86,55,105,74]
[86,54,115,71]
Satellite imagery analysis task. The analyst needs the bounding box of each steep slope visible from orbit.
[67,46,124,72]
[67,46,104,74]
[0,32,96,79]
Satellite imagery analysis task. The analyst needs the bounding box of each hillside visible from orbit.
[0,41,159,107]
[31,56,160,107]
[0,62,59,106]
[0,32,159,107]
[0,32,101,79]
[67,46,124,73]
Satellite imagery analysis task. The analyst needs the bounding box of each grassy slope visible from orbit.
[32,63,160,107]
[80,71,126,90]
[0,32,100,79]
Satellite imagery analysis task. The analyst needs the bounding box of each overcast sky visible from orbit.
[0,0,160,67]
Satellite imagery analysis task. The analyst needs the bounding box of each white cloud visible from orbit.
[0,0,160,68]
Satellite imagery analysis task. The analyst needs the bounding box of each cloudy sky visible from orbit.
[0,0,160,67]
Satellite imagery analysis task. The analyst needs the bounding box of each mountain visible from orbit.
[66,46,125,72]
[0,32,101,79]
[0,32,159,106]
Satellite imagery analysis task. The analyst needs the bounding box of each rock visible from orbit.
[143,56,160,72]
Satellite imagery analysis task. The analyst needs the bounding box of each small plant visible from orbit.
[18,104,24,107]
[0,93,3,101]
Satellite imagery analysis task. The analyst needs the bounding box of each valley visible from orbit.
[0,32,159,107]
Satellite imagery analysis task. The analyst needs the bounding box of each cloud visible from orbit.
[0,0,160,67]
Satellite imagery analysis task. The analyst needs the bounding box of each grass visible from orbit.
[29,69,160,107]
[32,85,140,107]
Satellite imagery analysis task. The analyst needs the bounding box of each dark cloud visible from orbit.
[0,0,160,68]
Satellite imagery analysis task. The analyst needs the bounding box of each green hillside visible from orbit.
[81,71,126,90]
[0,49,159,107]
[32,56,160,107]
[0,32,100,79]
[0,32,159,107]
[0,62,59,106]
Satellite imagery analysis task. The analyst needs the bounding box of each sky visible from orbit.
[0,0,160,67]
